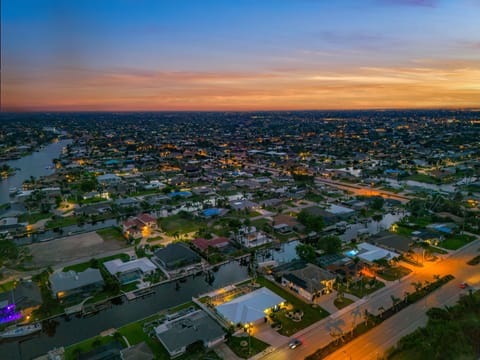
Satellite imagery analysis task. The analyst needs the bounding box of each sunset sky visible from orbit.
[1,0,480,111]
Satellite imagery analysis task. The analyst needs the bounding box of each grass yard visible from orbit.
[0,280,16,293]
[377,266,412,281]
[159,213,206,235]
[405,174,440,184]
[226,335,270,359]
[45,215,82,229]
[65,335,125,360]
[96,227,125,242]
[338,277,385,298]
[333,297,354,309]
[18,212,53,224]
[440,234,475,250]
[256,277,329,336]
[250,218,271,229]
[63,253,130,273]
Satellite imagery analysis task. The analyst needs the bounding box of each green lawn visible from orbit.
[247,211,262,218]
[256,277,329,336]
[440,234,476,250]
[333,297,354,309]
[226,335,270,359]
[96,227,125,242]
[250,218,271,229]
[121,281,139,293]
[45,216,82,229]
[18,212,53,224]
[65,335,125,360]
[377,266,412,281]
[0,280,16,293]
[405,174,440,184]
[159,214,206,235]
[63,253,130,273]
[338,278,385,298]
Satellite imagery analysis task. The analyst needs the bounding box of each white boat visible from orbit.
[0,323,42,338]
[8,187,17,196]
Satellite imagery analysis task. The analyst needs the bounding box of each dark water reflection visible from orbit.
[0,261,248,360]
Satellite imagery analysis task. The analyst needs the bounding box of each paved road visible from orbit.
[245,163,411,203]
[258,237,480,360]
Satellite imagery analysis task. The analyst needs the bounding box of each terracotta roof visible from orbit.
[191,237,230,251]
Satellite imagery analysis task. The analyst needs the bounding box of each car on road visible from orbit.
[288,339,302,349]
[459,282,468,289]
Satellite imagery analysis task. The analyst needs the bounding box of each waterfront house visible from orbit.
[155,310,225,358]
[279,263,336,302]
[152,243,202,275]
[103,258,157,284]
[49,268,104,301]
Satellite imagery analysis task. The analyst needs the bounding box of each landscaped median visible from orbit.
[305,274,455,360]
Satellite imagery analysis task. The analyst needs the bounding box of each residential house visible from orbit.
[155,310,225,358]
[231,225,272,248]
[122,213,157,239]
[279,264,336,302]
[49,268,104,301]
[191,237,230,253]
[153,243,202,275]
[103,258,157,284]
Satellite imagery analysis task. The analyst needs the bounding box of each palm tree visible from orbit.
[173,231,180,241]
[411,281,423,293]
[391,295,400,311]
[377,306,385,318]
[363,309,371,326]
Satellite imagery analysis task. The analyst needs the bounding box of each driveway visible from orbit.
[254,322,290,347]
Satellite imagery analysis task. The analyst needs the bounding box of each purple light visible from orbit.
[0,312,22,324]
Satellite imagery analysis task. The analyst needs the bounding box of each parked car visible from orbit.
[459,282,468,289]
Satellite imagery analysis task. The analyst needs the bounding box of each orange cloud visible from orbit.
[2,59,479,111]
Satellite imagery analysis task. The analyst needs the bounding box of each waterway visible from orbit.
[0,139,73,204]
[0,261,249,360]
[340,212,407,242]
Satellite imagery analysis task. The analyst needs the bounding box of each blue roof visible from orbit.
[384,169,404,174]
[105,160,119,165]
[168,191,192,197]
[203,208,221,217]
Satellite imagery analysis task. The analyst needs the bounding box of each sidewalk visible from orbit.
[214,343,241,360]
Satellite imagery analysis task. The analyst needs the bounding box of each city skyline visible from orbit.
[2,0,480,111]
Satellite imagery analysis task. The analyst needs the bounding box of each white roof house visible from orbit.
[344,242,399,263]
[103,258,157,276]
[215,287,285,325]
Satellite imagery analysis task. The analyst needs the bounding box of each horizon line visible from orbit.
[2,106,479,114]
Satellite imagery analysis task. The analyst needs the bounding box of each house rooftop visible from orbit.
[215,287,285,324]
[155,310,224,356]
[50,268,104,293]
[103,258,157,276]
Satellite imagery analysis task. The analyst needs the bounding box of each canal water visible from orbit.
[340,212,407,242]
[13,219,119,246]
[0,139,73,204]
[0,261,249,360]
